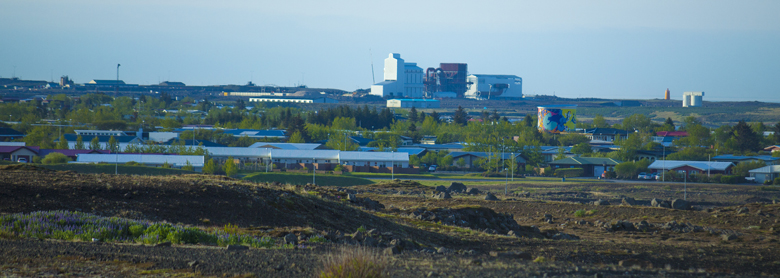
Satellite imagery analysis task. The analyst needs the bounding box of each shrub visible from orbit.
[41,153,70,164]
[555,168,584,178]
[720,175,744,184]
[125,161,141,166]
[320,246,387,278]
[574,210,585,217]
[334,165,344,172]
[161,162,172,168]
[775,177,780,185]
[308,235,328,243]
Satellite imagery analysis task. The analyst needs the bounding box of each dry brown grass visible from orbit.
[320,246,388,278]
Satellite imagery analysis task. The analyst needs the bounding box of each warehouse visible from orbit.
[248,97,338,104]
[75,154,205,170]
[386,99,440,108]
[464,74,523,99]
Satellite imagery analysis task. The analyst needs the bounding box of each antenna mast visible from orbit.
[370,49,375,84]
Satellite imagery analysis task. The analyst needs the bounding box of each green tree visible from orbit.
[622,114,652,132]
[456,158,466,168]
[523,114,534,127]
[732,160,766,177]
[107,136,119,153]
[553,147,567,161]
[571,142,592,154]
[55,134,69,149]
[325,132,358,151]
[223,157,237,177]
[453,106,468,126]
[438,155,454,168]
[558,133,590,146]
[592,114,609,128]
[203,158,217,174]
[733,120,761,153]
[41,152,70,164]
[75,135,85,150]
[89,137,101,150]
[614,133,642,162]
[287,131,305,143]
[408,107,418,123]
[614,161,638,179]
[182,160,194,171]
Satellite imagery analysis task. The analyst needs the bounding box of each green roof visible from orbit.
[549,157,621,166]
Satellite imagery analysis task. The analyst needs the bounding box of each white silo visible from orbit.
[682,92,704,107]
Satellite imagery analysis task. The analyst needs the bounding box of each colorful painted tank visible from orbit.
[537,105,577,133]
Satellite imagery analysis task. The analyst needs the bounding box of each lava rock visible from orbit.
[593,199,610,206]
[433,191,452,199]
[226,245,248,251]
[671,199,691,210]
[384,246,401,255]
[551,232,580,240]
[466,188,481,195]
[621,197,636,206]
[435,185,447,192]
[448,182,467,193]
[284,233,298,245]
[485,192,499,201]
[721,234,738,241]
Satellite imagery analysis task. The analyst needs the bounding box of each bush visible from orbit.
[334,165,345,172]
[574,210,585,217]
[720,175,744,184]
[125,161,142,166]
[320,246,387,278]
[555,168,584,178]
[604,171,617,179]
[41,153,71,164]
[775,177,780,185]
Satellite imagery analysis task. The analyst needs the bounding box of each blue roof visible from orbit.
[164,138,225,147]
[411,143,464,150]
[219,129,287,137]
[389,99,440,102]
[712,155,779,162]
[450,152,524,160]
[358,147,427,156]
[62,134,139,143]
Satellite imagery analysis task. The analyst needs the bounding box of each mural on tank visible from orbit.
[537,105,577,133]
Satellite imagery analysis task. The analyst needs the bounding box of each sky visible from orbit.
[2,0,779,101]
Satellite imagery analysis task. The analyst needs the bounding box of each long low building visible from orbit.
[386,99,440,108]
[74,154,205,170]
[249,97,338,104]
[201,147,409,168]
[648,160,734,178]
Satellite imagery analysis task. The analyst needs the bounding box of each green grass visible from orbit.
[243,172,374,186]
[38,163,195,176]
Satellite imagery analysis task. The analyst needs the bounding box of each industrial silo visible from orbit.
[537,105,577,133]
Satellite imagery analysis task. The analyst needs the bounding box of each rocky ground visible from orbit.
[1,166,779,277]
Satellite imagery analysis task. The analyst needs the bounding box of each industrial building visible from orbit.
[424,63,469,98]
[386,99,440,108]
[464,74,523,99]
[370,53,424,98]
[248,97,338,104]
[682,92,704,107]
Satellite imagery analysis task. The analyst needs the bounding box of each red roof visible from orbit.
[38,149,109,157]
[0,146,39,154]
[656,131,688,137]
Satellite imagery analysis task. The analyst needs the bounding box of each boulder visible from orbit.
[721,234,738,241]
[433,191,452,199]
[671,199,691,210]
[466,188,481,195]
[448,182,468,193]
[593,199,610,206]
[736,207,749,214]
[363,236,378,247]
[651,198,661,207]
[347,193,358,202]
[435,185,447,192]
[551,232,580,240]
[436,247,452,254]
[485,193,499,201]
[284,233,298,245]
[621,197,636,206]
[226,245,249,251]
[384,246,401,255]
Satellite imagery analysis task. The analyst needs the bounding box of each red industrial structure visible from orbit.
[424,63,470,98]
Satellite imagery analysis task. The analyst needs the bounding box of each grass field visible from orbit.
[243,172,374,186]
[38,163,195,176]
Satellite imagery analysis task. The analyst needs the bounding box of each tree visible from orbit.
[453,106,468,125]
[203,158,217,174]
[558,133,590,146]
[733,120,761,153]
[288,131,305,143]
[553,147,567,161]
[571,142,592,154]
[666,146,708,161]
[55,134,69,149]
[108,136,119,153]
[408,107,418,123]
[89,137,101,150]
[614,161,638,179]
[732,160,766,177]
[42,152,70,164]
[523,114,534,127]
[223,157,238,177]
[182,160,194,171]
[664,117,676,130]
[614,133,643,162]
[430,111,441,123]
[592,114,608,128]
[456,158,467,168]
[75,135,85,150]
[438,155,454,168]
[622,114,652,132]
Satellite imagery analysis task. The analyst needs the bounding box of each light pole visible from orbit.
[511,152,514,182]
[503,138,507,195]
[391,150,394,180]
[312,157,316,185]
[662,145,666,182]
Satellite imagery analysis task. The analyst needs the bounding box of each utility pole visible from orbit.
[312,157,316,185]
[116,64,121,95]
[391,150,394,180]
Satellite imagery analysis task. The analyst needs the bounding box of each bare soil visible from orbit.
[2,167,780,277]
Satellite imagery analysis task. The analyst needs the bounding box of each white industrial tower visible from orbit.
[682,92,704,107]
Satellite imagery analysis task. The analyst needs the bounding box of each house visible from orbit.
[647,160,734,178]
[163,139,226,147]
[38,149,109,161]
[764,145,780,153]
[219,129,288,139]
[548,157,620,177]
[653,131,689,147]
[541,146,574,163]
[0,127,25,141]
[748,165,780,184]
[61,134,143,150]
[449,152,527,169]
[0,146,39,162]
[421,136,437,145]
[635,149,666,161]
[712,155,780,166]
[581,128,629,142]
[357,147,427,157]
[75,154,205,171]
[411,143,464,152]
[399,136,414,146]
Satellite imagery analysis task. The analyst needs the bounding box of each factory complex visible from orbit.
[370,53,523,100]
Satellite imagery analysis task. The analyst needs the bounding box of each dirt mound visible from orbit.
[398,206,542,238]
[368,180,429,191]
[0,164,53,172]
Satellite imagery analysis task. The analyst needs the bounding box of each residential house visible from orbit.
[0,127,25,141]
[548,157,620,177]
[653,131,689,147]
[648,160,734,178]
[421,136,437,145]
[712,155,780,166]
[764,145,780,153]
[581,128,630,142]
[38,149,109,161]
[0,146,39,162]
[449,152,527,169]
[541,146,574,163]
[749,165,780,184]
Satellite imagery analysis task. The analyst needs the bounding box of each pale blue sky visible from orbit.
[2,0,779,101]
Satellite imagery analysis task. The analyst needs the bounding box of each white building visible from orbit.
[749,165,780,184]
[682,92,704,107]
[74,154,205,170]
[200,147,409,168]
[248,97,338,104]
[386,99,440,108]
[465,74,523,99]
[370,53,424,98]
